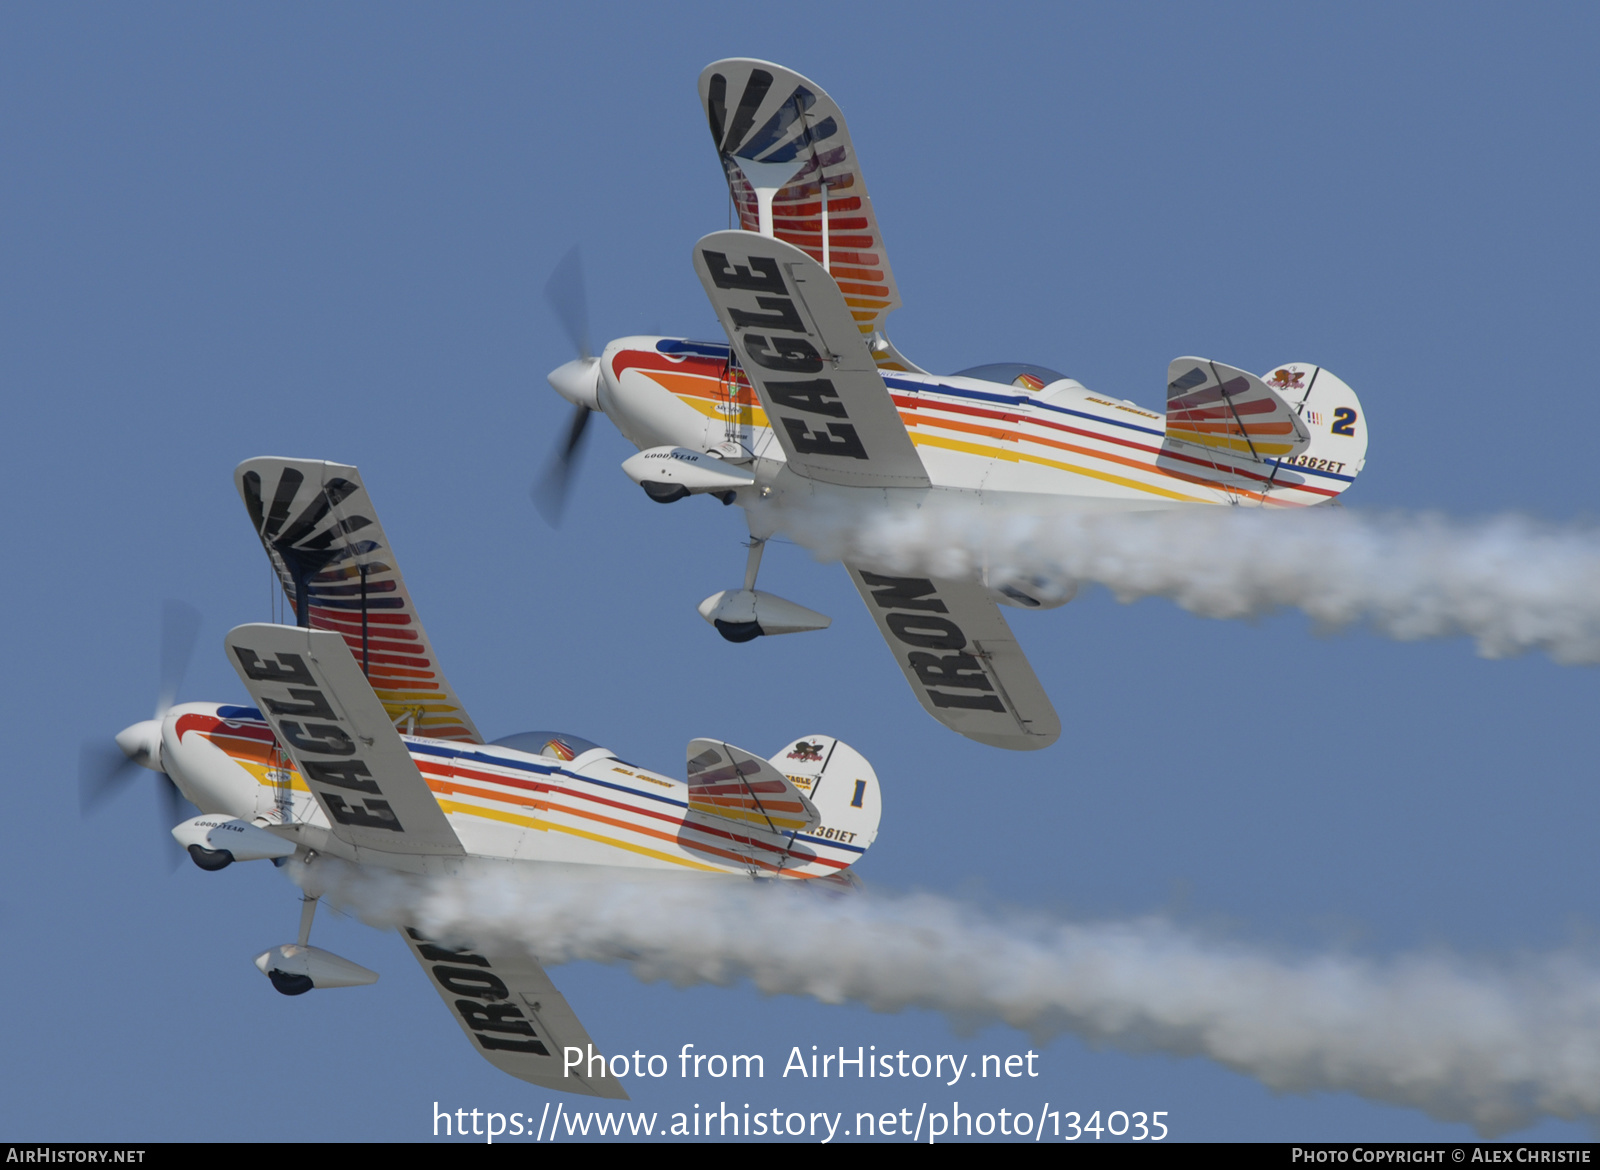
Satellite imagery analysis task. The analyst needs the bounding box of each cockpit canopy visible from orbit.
[491,731,611,763]
[951,363,1071,392]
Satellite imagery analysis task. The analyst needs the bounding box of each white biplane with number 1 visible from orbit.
[542,58,1370,752]
[95,456,882,1098]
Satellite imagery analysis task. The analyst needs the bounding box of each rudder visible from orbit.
[1262,363,1368,500]
[769,735,882,864]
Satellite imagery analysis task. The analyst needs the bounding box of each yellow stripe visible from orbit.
[676,395,771,428]
[1167,428,1297,457]
[436,799,722,873]
[911,432,1210,503]
[242,761,310,793]
[372,693,455,707]
[688,800,810,832]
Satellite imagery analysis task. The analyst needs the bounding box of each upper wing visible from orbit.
[846,567,1060,751]
[235,457,482,743]
[225,622,465,856]
[401,927,628,1099]
[698,58,918,371]
[1164,358,1311,462]
[693,229,929,488]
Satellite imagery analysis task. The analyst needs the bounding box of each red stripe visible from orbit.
[610,349,726,381]
[424,757,823,861]
[311,607,412,626]
[362,664,437,679]
[319,616,419,639]
[176,712,275,742]
[422,757,847,874]
[776,232,875,249]
[770,195,863,214]
[894,387,1338,500]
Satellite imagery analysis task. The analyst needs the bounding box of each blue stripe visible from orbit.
[219,716,861,858]
[1032,397,1166,438]
[656,338,731,359]
[883,376,1168,439]
[1265,458,1356,484]
[789,831,866,855]
[306,596,405,610]
[406,740,689,810]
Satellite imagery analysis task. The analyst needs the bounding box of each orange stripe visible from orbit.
[205,735,279,765]
[636,370,722,398]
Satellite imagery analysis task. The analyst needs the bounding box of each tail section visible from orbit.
[1156,360,1367,506]
[677,735,880,880]
[1261,363,1368,499]
[769,736,882,864]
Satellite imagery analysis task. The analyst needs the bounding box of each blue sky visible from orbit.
[5,2,1599,1143]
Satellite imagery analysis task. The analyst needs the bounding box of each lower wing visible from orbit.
[402,927,628,1099]
[845,567,1060,751]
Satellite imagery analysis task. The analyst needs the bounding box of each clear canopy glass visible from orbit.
[490,730,610,763]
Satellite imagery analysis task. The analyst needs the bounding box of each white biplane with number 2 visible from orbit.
[541,58,1371,752]
[90,456,882,1098]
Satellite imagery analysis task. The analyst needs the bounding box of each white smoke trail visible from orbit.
[749,496,1600,664]
[297,857,1600,1135]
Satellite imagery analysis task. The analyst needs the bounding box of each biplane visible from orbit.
[542,58,1370,752]
[95,456,882,1098]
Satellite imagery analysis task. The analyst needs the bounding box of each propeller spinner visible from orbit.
[79,600,201,866]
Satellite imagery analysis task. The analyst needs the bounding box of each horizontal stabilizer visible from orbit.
[686,738,820,833]
[1165,358,1310,462]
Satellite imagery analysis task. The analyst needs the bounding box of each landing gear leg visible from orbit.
[743,537,766,592]
[297,894,318,947]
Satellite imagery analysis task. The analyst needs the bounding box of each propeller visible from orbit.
[535,245,603,525]
[79,600,202,868]
[547,244,592,364]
